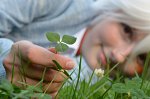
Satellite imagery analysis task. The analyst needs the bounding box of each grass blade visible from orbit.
[72,55,82,99]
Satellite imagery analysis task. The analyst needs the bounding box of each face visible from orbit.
[82,20,147,76]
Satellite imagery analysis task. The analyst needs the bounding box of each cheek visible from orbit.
[98,26,125,46]
[100,32,125,47]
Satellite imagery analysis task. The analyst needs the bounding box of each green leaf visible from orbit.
[62,35,76,45]
[27,86,43,93]
[112,83,128,93]
[64,70,72,80]
[52,60,62,70]
[130,89,147,98]
[125,78,141,89]
[0,79,14,93]
[33,93,52,99]
[55,43,69,52]
[52,60,72,80]
[46,32,60,43]
[13,85,21,93]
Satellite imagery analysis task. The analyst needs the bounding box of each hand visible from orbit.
[3,40,75,98]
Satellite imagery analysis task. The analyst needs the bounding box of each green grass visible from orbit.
[1,52,150,99]
[56,56,150,99]
[1,54,150,99]
[57,54,150,99]
[1,33,150,99]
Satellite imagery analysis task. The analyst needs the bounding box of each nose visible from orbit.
[111,45,133,63]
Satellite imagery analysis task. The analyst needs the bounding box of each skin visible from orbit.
[3,41,75,98]
[81,19,147,76]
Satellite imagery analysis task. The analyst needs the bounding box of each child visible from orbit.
[1,0,150,98]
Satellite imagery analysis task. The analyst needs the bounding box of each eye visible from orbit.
[137,53,147,66]
[121,23,134,39]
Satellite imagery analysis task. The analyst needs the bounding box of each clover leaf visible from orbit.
[62,35,76,45]
[46,32,76,80]
[55,43,69,52]
[46,32,76,52]
[46,32,60,43]
[52,60,72,80]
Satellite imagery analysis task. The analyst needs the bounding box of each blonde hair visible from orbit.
[92,0,150,59]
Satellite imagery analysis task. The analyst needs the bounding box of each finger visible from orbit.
[48,47,57,54]
[15,76,62,94]
[50,91,58,99]
[4,52,68,83]
[10,76,61,98]
[28,47,75,69]
[7,66,63,91]
[12,41,75,70]
[24,64,67,82]
[42,82,62,93]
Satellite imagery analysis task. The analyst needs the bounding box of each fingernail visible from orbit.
[66,61,75,69]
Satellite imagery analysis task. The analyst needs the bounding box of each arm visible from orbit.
[0,0,52,81]
[0,0,102,36]
[0,38,13,81]
[0,0,59,35]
